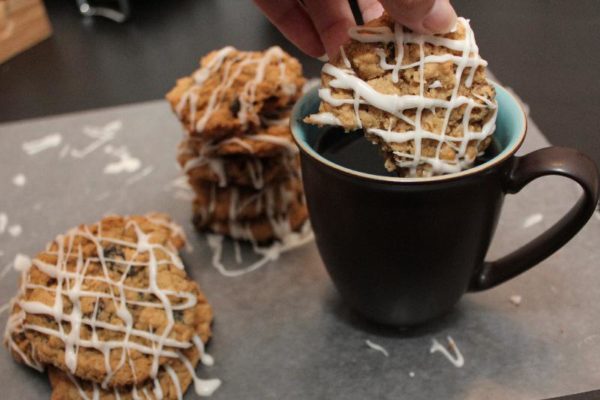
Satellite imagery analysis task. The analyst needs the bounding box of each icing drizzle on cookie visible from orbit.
[312,17,498,176]
[179,137,299,190]
[207,220,314,278]
[175,46,296,133]
[4,216,221,398]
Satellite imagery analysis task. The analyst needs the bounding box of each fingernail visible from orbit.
[317,54,329,62]
[423,0,457,34]
[362,3,384,23]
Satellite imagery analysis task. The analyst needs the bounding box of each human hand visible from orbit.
[253,0,457,58]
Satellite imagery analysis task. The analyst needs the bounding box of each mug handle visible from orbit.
[469,146,600,291]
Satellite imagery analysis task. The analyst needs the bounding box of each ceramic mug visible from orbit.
[291,83,600,326]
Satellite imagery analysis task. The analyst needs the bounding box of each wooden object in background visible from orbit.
[0,0,52,63]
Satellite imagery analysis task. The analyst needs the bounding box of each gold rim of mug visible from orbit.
[290,81,528,184]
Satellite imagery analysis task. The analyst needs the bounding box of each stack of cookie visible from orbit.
[167,46,309,243]
[4,214,220,399]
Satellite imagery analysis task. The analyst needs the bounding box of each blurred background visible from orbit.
[0,0,599,167]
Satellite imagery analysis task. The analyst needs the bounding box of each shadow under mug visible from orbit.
[291,84,600,327]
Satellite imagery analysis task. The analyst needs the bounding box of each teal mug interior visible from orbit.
[291,82,527,182]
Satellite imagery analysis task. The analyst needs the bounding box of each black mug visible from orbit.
[291,84,600,326]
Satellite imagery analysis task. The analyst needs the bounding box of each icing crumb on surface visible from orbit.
[509,295,522,306]
[523,213,543,228]
[430,336,464,368]
[22,133,63,155]
[70,120,121,159]
[365,339,389,357]
[8,225,21,237]
[103,145,141,174]
[12,174,26,187]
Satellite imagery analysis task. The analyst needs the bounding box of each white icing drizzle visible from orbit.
[103,145,142,174]
[180,139,297,191]
[310,112,342,126]
[247,159,264,189]
[339,46,352,69]
[3,218,221,397]
[22,133,63,155]
[207,221,314,278]
[165,365,182,399]
[178,351,222,397]
[193,335,215,366]
[314,18,497,176]
[240,134,299,155]
[430,336,464,368]
[365,339,389,357]
[176,46,294,133]
[71,120,122,159]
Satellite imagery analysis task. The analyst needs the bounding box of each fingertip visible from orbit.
[360,1,384,23]
[320,19,353,61]
[302,41,327,58]
[423,0,457,34]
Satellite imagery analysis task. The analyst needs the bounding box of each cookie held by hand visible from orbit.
[306,14,498,177]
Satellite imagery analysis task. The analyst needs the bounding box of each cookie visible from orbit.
[192,177,304,223]
[184,122,298,159]
[193,201,309,243]
[178,139,300,189]
[47,294,217,400]
[166,46,305,140]
[5,214,211,389]
[306,14,497,177]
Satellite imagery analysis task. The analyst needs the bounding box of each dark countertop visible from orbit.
[0,0,599,168]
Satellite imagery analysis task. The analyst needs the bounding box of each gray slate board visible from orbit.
[0,99,599,400]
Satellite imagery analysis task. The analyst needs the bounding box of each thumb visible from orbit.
[379,0,457,34]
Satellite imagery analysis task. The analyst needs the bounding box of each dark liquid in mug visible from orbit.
[315,127,502,176]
